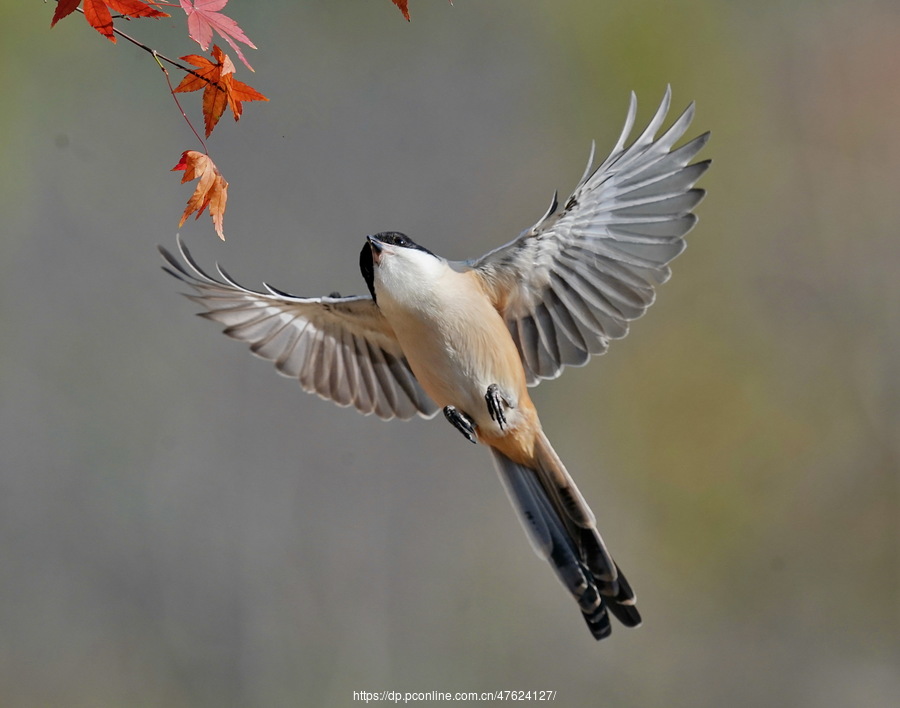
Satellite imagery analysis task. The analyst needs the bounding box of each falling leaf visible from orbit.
[179,0,257,72]
[172,150,229,240]
[392,0,410,21]
[174,45,268,137]
[51,0,169,43]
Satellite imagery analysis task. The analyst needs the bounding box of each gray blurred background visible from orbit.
[1,1,898,706]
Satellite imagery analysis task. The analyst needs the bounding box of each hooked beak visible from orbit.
[367,234,384,264]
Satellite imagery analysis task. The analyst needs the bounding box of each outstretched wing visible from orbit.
[469,87,710,385]
[160,236,439,421]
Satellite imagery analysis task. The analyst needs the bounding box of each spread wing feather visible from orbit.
[160,236,439,420]
[469,87,710,384]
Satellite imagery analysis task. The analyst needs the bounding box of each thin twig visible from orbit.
[74,6,216,150]
[154,52,208,152]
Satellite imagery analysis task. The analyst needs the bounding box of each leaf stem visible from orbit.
[154,52,208,152]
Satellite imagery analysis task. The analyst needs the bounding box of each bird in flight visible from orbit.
[160,87,709,640]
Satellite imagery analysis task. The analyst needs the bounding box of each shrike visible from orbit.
[161,88,709,640]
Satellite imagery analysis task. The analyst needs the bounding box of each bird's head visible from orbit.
[360,232,440,303]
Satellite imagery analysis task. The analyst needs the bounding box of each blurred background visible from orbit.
[1,0,898,706]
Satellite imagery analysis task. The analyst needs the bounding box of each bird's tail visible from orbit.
[490,432,641,640]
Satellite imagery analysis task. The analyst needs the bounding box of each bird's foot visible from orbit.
[485,383,511,430]
[443,406,478,444]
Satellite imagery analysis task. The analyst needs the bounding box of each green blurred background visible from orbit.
[1,1,897,706]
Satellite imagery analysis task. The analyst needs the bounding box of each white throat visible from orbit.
[374,247,447,311]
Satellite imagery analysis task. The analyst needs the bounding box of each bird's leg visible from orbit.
[485,383,511,430]
[443,405,478,444]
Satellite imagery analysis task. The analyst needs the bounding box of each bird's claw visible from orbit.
[485,384,510,430]
[443,405,478,444]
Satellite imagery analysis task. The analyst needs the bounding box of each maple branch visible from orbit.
[55,0,264,240]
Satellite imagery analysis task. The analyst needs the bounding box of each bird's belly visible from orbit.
[406,340,490,416]
[386,304,526,430]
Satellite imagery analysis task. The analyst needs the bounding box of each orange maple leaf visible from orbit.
[180,0,257,72]
[172,150,229,240]
[174,45,268,137]
[51,0,169,43]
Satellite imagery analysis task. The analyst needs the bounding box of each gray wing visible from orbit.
[468,87,710,385]
[160,236,439,421]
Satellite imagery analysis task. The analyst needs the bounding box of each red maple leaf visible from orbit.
[172,150,229,240]
[391,0,410,21]
[51,0,169,43]
[174,45,268,137]
[179,0,257,72]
